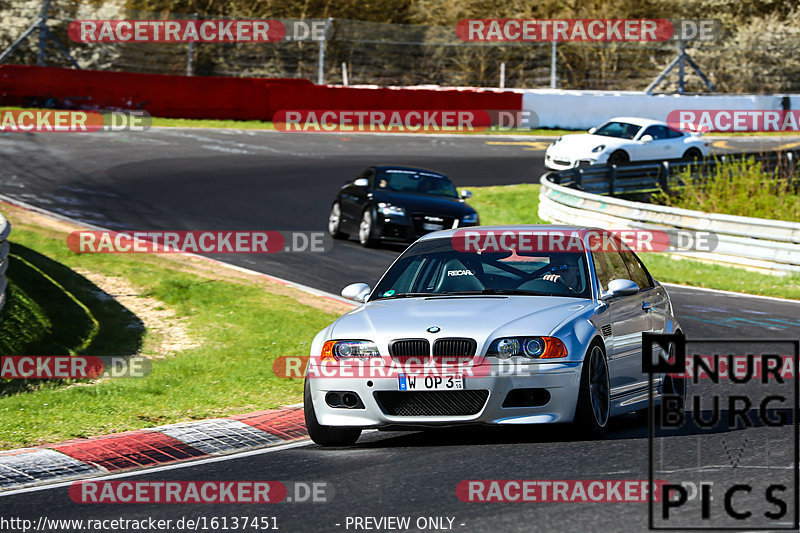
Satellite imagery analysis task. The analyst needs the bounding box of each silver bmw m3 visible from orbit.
[304,225,684,446]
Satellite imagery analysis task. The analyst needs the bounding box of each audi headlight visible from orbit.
[591,144,606,153]
[321,340,380,360]
[486,337,568,359]
[378,202,406,216]
[462,212,479,224]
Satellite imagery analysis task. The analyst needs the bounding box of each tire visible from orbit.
[607,150,629,166]
[327,202,349,239]
[358,209,378,247]
[682,148,702,161]
[573,342,610,435]
[303,379,361,447]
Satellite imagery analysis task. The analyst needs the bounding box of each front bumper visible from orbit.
[308,362,583,428]
[544,151,603,171]
[376,215,476,243]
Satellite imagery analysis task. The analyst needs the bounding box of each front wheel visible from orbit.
[304,379,361,447]
[607,150,629,166]
[358,209,378,247]
[573,343,610,435]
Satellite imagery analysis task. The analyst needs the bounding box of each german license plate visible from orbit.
[398,374,463,390]
[423,223,444,231]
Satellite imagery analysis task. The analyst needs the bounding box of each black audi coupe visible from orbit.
[327,165,480,247]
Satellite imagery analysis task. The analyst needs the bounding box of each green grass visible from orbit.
[0,215,339,449]
[469,183,800,300]
[654,157,800,222]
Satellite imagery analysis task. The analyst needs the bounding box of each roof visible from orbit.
[374,165,448,177]
[417,224,598,241]
[603,116,666,127]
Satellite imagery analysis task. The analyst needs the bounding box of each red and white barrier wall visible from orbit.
[520,89,800,130]
[4,66,799,130]
[0,66,521,121]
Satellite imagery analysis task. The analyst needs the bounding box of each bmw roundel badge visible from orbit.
[427,326,441,334]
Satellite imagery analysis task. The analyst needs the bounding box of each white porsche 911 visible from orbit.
[544,117,710,170]
[303,225,685,446]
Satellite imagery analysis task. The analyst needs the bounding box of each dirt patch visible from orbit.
[73,267,199,357]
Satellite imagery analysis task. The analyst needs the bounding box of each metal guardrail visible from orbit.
[0,213,9,314]
[550,150,800,196]
[539,171,800,276]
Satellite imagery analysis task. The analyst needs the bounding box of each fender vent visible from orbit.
[601,324,612,338]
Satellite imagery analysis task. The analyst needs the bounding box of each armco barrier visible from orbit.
[554,151,800,195]
[0,213,10,315]
[0,66,521,122]
[538,173,800,275]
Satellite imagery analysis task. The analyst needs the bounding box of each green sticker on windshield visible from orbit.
[383,290,396,297]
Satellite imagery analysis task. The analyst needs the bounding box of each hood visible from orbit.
[372,190,472,216]
[330,295,592,349]
[550,133,626,154]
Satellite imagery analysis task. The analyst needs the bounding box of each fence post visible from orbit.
[37,0,50,66]
[659,161,670,193]
[608,165,616,195]
[317,17,334,85]
[342,62,348,86]
[550,41,557,88]
[186,13,197,76]
[499,62,505,89]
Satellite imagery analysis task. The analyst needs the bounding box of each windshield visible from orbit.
[371,238,592,300]
[374,168,458,198]
[592,121,641,140]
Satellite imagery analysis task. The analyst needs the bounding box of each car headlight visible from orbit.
[591,144,606,153]
[462,212,479,224]
[378,202,405,216]
[322,340,380,359]
[486,336,568,359]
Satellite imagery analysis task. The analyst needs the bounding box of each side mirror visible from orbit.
[341,282,371,303]
[460,189,472,199]
[588,127,597,134]
[600,279,639,301]
[639,134,654,143]
[353,178,369,187]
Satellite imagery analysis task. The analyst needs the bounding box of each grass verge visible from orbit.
[469,184,800,300]
[0,203,347,449]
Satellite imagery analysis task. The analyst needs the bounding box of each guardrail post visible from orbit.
[608,165,616,195]
[659,161,670,193]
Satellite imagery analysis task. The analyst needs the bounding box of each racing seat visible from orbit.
[434,258,484,293]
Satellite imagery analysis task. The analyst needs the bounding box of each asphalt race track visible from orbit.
[2,129,800,531]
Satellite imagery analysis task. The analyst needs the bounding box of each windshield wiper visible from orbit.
[375,292,435,300]
[439,289,545,296]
